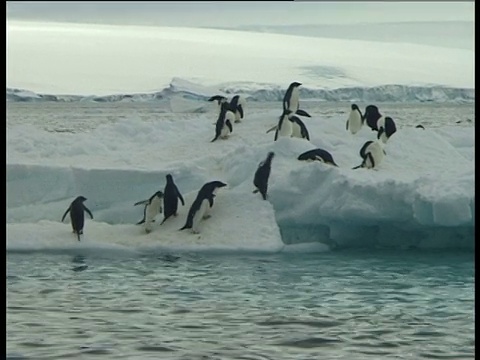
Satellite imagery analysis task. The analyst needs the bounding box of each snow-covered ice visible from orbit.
[6,21,474,254]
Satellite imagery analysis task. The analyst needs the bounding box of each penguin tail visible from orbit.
[77,233,81,242]
[136,219,145,225]
[252,189,259,194]
[211,136,218,143]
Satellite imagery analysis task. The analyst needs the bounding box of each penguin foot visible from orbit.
[145,228,152,234]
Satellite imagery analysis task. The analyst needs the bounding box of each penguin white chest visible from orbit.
[366,142,385,169]
[291,121,303,138]
[192,199,211,233]
[278,117,293,138]
[289,88,300,111]
[376,116,389,143]
[348,110,363,134]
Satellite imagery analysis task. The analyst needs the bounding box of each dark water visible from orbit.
[7,249,474,359]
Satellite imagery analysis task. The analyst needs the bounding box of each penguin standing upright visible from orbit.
[229,95,246,123]
[134,191,164,233]
[211,102,234,142]
[346,104,364,134]
[161,174,185,225]
[253,152,275,200]
[61,196,93,241]
[283,81,302,112]
[180,181,227,234]
[363,105,383,131]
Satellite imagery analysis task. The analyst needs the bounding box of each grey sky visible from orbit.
[7,1,475,27]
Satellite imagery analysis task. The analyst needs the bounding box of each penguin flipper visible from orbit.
[136,219,145,225]
[134,199,149,206]
[61,207,71,222]
[83,205,94,219]
[238,104,244,119]
[346,120,349,131]
[226,120,233,133]
[266,125,277,134]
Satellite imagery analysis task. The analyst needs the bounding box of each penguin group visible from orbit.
[208,94,246,142]
[60,81,403,240]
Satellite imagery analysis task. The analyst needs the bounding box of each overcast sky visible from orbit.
[7,1,475,27]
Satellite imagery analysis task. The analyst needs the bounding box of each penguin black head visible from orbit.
[351,104,359,111]
[416,125,425,129]
[208,95,228,105]
[75,196,87,203]
[166,174,173,182]
[364,104,379,115]
[266,152,275,161]
[154,191,164,198]
[209,181,227,189]
[290,82,302,88]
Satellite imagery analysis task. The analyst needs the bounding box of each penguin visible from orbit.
[211,102,234,142]
[179,181,227,234]
[416,124,425,129]
[208,95,228,106]
[283,81,302,112]
[208,95,229,124]
[161,174,185,225]
[61,196,93,241]
[376,116,397,143]
[352,140,386,170]
[346,104,364,135]
[271,109,311,141]
[273,109,294,141]
[253,152,275,200]
[266,109,311,135]
[363,105,383,131]
[297,148,338,166]
[290,114,310,141]
[134,191,164,233]
[229,95,246,123]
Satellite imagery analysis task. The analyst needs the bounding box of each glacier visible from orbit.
[6,78,475,104]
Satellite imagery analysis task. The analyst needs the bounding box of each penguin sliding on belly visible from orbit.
[297,148,338,166]
[211,102,234,142]
[180,181,227,234]
[135,191,164,233]
[346,104,364,135]
[352,140,386,170]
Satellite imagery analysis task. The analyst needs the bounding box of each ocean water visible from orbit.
[7,100,475,359]
[7,249,474,360]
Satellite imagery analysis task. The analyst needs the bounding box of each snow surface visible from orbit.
[7,21,474,96]
[7,93,474,254]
